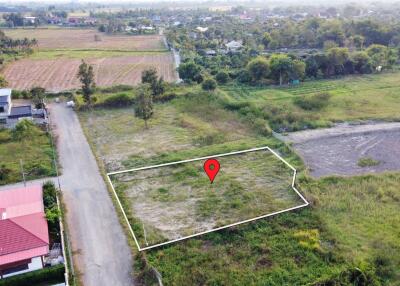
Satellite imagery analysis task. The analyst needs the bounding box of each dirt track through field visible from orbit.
[285,122,400,177]
[3,53,177,91]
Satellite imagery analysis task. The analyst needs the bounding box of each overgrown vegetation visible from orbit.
[0,120,56,185]
[358,157,381,167]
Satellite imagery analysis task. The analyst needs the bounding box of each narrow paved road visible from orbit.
[49,104,133,286]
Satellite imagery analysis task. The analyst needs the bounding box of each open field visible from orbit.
[79,94,258,171]
[286,122,400,177]
[79,83,400,284]
[221,72,400,131]
[3,53,177,91]
[110,149,302,248]
[0,121,56,185]
[4,28,165,51]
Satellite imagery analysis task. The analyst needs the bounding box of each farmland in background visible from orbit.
[2,28,177,91]
[4,28,165,51]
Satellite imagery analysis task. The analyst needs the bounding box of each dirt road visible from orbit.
[285,122,400,177]
[49,104,134,286]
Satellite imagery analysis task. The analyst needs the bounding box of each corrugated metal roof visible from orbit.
[9,106,32,118]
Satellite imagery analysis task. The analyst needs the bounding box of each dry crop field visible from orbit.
[4,28,165,50]
[2,28,177,91]
[3,53,177,91]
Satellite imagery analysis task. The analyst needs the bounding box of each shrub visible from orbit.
[358,157,380,167]
[294,92,331,111]
[155,92,176,103]
[12,120,40,141]
[215,71,230,84]
[99,84,134,94]
[201,78,217,91]
[43,181,57,209]
[102,93,134,107]
[0,264,65,286]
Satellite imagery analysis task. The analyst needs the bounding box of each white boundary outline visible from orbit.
[106,146,309,251]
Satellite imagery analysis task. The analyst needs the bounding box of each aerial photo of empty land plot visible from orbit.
[110,149,302,248]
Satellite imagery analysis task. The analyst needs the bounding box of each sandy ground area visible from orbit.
[285,122,400,177]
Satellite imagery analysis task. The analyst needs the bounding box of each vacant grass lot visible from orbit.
[79,81,400,285]
[80,94,258,171]
[221,72,400,131]
[111,149,301,247]
[0,124,55,185]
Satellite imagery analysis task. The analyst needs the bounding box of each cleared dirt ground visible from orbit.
[3,53,177,91]
[111,150,301,247]
[4,28,164,50]
[285,122,400,177]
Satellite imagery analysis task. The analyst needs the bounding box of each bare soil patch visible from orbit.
[285,122,400,177]
[4,28,164,50]
[3,53,176,91]
[111,150,301,247]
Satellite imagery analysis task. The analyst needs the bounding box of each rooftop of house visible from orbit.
[0,185,49,265]
[9,106,32,118]
[0,89,12,98]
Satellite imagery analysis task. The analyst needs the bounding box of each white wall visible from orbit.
[2,256,43,279]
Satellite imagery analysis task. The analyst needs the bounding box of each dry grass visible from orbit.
[4,28,165,51]
[3,53,177,91]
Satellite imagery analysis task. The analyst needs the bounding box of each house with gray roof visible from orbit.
[0,88,47,127]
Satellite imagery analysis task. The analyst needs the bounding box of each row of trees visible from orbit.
[76,60,162,129]
[0,30,37,54]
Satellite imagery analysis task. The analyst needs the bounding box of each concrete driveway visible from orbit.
[48,104,133,286]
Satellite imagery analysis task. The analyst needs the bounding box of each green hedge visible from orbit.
[0,264,65,286]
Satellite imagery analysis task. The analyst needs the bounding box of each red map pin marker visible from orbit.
[204,159,220,184]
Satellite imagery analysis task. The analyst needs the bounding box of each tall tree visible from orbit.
[77,60,96,107]
[269,54,293,85]
[30,87,46,109]
[141,68,165,98]
[247,56,269,82]
[135,85,153,129]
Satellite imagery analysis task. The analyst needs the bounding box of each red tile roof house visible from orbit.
[0,185,49,279]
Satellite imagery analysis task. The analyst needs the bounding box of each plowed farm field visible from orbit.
[4,28,165,50]
[3,53,177,91]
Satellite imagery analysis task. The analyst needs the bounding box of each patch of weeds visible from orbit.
[293,92,331,111]
[196,191,222,218]
[358,157,380,167]
[293,229,322,252]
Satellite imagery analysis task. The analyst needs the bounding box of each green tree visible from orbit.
[327,47,349,75]
[30,87,46,109]
[262,32,272,49]
[178,61,202,83]
[291,60,306,80]
[0,76,8,88]
[352,52,372,74]
[135,85,153,129]
[0,164,11,181]
[141,68,165,98]
[201,78,217,91]
[366,44,389,69]
[269,54,293,85]
[247,56,270,82]
[77,60,96,107]
[215,71,229,84]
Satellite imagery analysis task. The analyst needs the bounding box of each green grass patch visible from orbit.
[0,122,56,185]
[358,157,381,167]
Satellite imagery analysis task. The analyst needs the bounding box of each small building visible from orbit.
[0,88,47,127]
[0,89,12,124]
[0,185,49,279]
[226,40,243,52]
[196,26,209,33]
